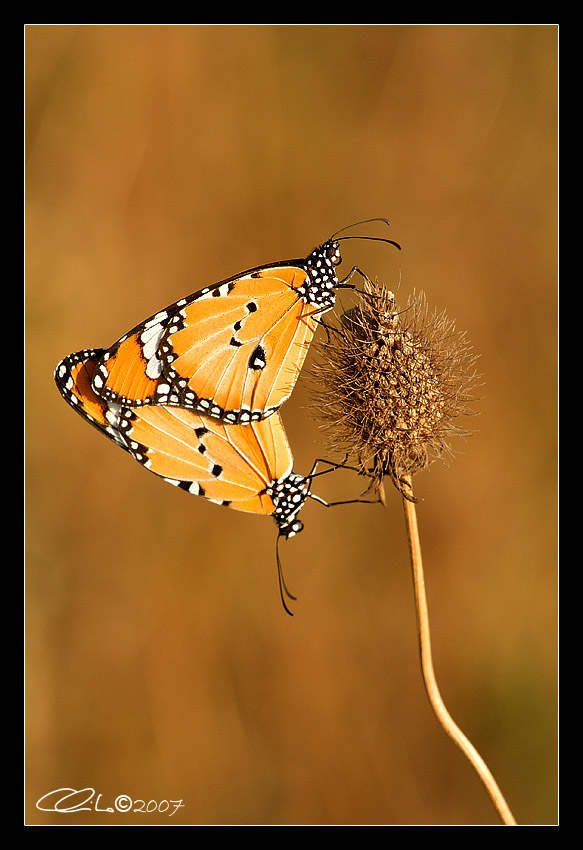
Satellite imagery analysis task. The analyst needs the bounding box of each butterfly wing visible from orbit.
[55,348,296,517]
[54,349,129,452]
[159,266,319,422]
[91,263,324,422]
[74,226,397,424]
[119,406,294,515]
[90,304,185,409]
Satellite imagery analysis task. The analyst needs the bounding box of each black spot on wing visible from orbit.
[249,344,267,371]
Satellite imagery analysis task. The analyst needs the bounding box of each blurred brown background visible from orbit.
[26,25,557,825]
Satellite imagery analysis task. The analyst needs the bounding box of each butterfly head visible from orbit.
[277,518,305,539]
[305,239,343,274]
[298,220,400,312]
[318,239,342,266]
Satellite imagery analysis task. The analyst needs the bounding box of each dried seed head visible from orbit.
[308,277,481,500]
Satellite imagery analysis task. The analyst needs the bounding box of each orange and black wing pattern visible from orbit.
[91,240,343,423]
[119,405,295,516]
[54,348,129,453]
[158,266,320,421]
[55,349,310,536]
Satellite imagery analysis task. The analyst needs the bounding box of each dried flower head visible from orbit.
[308,276,480,501]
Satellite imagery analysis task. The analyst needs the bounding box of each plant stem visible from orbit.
[401,474,517,826]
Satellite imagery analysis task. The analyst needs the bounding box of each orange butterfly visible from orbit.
[55,349,373,612]
[90,220,400,424]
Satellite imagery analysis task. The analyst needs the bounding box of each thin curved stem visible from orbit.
[401,474,517,826]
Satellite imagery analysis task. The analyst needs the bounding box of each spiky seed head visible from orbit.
[308,277,481,500]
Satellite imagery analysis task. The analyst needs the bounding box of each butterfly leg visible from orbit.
[305,456,382,508]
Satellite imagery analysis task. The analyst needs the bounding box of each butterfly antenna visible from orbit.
[330,218,401,252]
[330,217,392,239]
[336,235,401,251]
[275,534,296,617]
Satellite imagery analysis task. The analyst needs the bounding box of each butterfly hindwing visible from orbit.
[54,348,129,452]
[119,405,295,515]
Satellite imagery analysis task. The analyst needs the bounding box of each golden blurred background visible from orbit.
[25,25,558,825]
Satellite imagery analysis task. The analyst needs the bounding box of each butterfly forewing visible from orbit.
[70,222,399,425]
[158,266,319,422]
[91,307,181,408]
[246,296,318,412]
[91,255,335,423]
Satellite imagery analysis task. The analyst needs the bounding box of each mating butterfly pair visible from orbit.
[55,221,399,610]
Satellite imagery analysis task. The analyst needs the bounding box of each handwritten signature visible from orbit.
[36,787,185,816]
